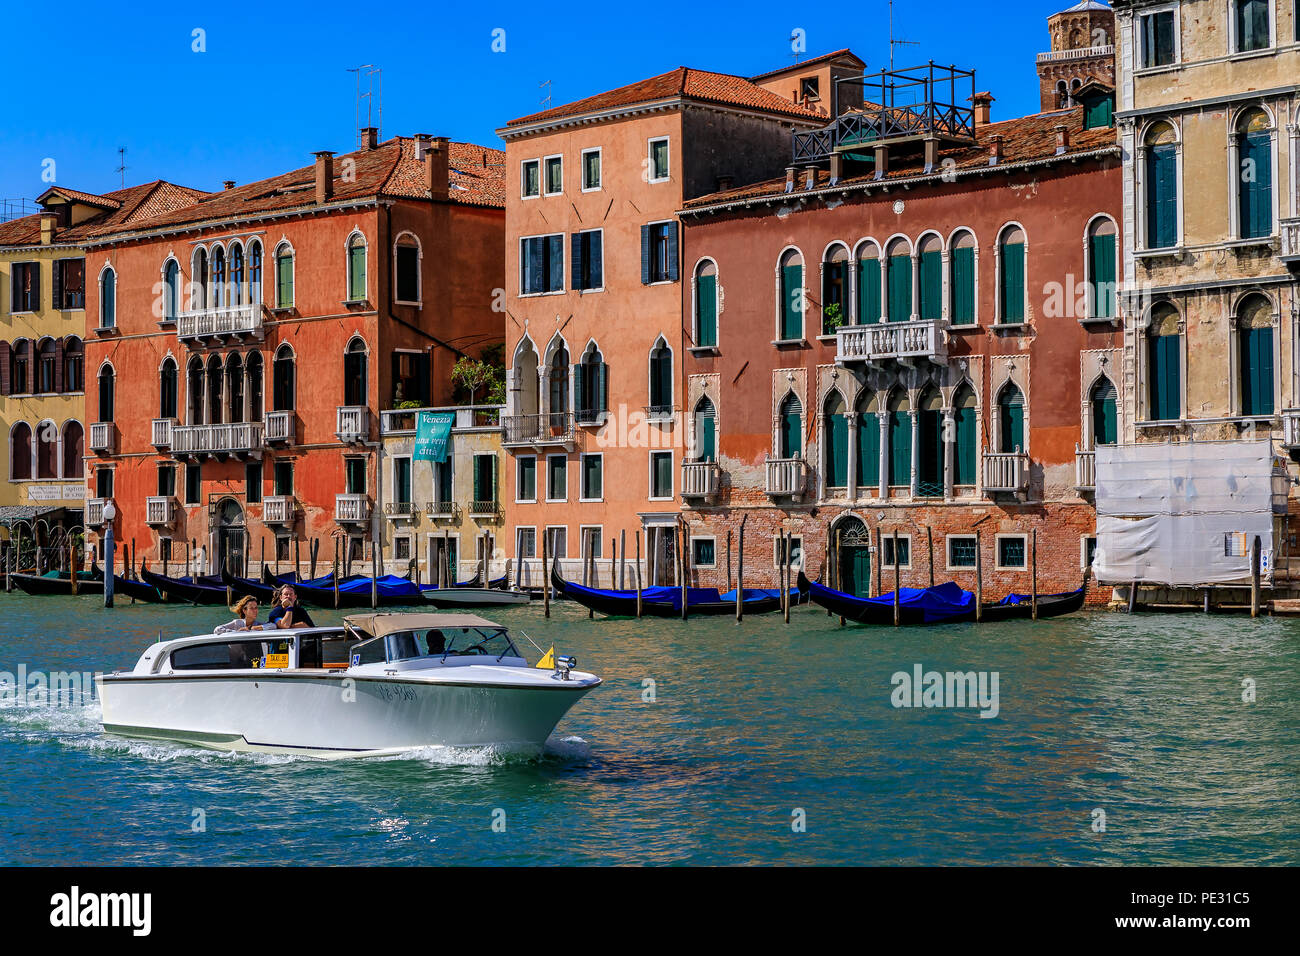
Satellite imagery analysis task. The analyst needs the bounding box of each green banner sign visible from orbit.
[414,412,455,463]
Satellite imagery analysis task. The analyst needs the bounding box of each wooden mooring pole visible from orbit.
[735,516,747,623]
[974,529,983,623]
[1031,528,1039,621]
[893,530,901,627]
[1251,535,1261,618]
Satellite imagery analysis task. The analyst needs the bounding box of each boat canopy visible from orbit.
[344,612,504,638]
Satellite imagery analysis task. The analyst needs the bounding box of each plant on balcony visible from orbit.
[822,302,844,335]
[451,346,506,424]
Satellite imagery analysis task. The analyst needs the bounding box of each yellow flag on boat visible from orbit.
[535,645,555,670]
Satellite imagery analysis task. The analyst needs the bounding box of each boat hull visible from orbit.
[97,670,598,757]
[421,588,531,608]
[551,565,785,617]
[10,572,104,596]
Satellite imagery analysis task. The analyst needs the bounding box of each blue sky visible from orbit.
[2,0,1077,202]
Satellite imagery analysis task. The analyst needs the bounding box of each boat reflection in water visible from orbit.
[96,613,600,758]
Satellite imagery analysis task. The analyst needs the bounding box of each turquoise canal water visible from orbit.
[1,591,1297,865]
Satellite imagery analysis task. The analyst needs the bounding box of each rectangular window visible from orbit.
[54,258,85,310]
[157,464,176,497]
[1083,536,1097,571]
[276,536,291,562]
[882,535,911,568]
[544,155,563,195]
[947,535,977,569]
[184,462,201,505]
[545,526,568,558]
[1145,145,1178,249]
[11,262,40,313]
[160,538,173,563]
[276,250,294,307]
[649,137,670,182]
[546,454,567,501]
[521,234,565,294]
[516,456,537,502]
[1149,333,1181,421]
[1236,0,1270,52]
[521,159,540,198]
[1140,10,1176,67]
[918,249,942,321]
[581,148,601,191]
[571,230,604,291]
[650,451,673,499]
[472,454,497,508]
[394,456,412,505]
[347,242,366,301]
[394,536,411,561]
[245,461,263,504]
[997,536,1027,569]
[345,457,366,495]
[434,459,452,504]
[580,526,603,560]
[692,537,716,568]
[516,527,537,559]
[580,453,603,500]
[775,535,805,567]
[96,468,114,499]
[273,461,293,496]
[395,244,420,303]
[856,257,881,324]
[641,221,678,284]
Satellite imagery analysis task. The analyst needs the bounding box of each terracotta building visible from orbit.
[1036,0,1117,112]
[80,132,504,577]
[495,64,830,585]
[676,56,1124,599]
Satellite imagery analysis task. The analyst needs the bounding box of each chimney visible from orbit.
[223,180,236,190]
[988,134,1003,166]
[314,151,335,203]
[873,144,889,181]
[424,136,449,202]
[714,174,734,192]
[784,166,797,193]
[971,91,995,126]
[361,127,379,150]
[1054,124,1070,155]
[803,165,818,190]
[39,211,57,245]
[829,154,844,184]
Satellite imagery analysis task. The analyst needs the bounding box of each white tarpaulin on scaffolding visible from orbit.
[1093,440,1286,586]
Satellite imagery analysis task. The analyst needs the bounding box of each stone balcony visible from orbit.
[145,495,179,526]
[265,410,295,444]
[89,422,115,455]
[336,406,370,444]
[262,495,296,525]
[1075,446,1096,493]
[151,418,176,449]
[335,493,370,524]
[983,450,1029,494]
[836,319,947,366]
[86,497,112,527]
[171,421,264,459]
[765,457,809,500]
[1280,217,1300,265]
[502,412,576,449]
[176,302,263,344]
[681,460,722,502]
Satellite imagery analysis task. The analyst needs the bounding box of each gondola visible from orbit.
[10,569,105,596]
[798,571,1087,625]
[550,563,790,617]
[139,564,231,605]
[110,573,167,603]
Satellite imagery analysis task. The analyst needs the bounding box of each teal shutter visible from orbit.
[950,247,975,325]
[1000,242,1024,323]
[1240,131,1272,240]
[472,457,482,503]
[919,250,942,320]
[1147,146,1177,248]
[781,265,802,339]
[1242,326,1274,416]
[597,361,608,413]
[856,414,880,487]
[889,411,911,486]
[1150,334,1181,420]
[1089,234,1116,319]
[696,275,717,347]
[348,243,366,300]
[998,392,1024,452]
[699,412,716,461]
[827,412,848,486]
[781,409,801,459]
[1092,380,1118,445]
[887,255,911,322]
[857,258,881,324]
[954,404,976,485]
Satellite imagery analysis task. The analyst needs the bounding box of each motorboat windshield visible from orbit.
[350,625,523,665]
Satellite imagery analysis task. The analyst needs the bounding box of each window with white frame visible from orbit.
[1137,6,1177,68]
[649,450,673,499]
[544,525,568,558]
[581,148,601,191]
[543,155,563,195]
[521,159,540,198]
[579,526,603,560]
[546,454,567,501]
[521,234,564,294]
[947,535,977,569]
[394,536,412,561]
[648,137,670,182]
[580,453,603,501]
[516,455,537,502]
[881,535,911,568]
[996,535,1027,569]
[691,536,717,568]
[774,535,805,567]
[516,526,537,559]
[394,235,421,304]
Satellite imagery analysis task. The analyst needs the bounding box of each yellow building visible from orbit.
[1,183,203,564]
[379,404,507,583]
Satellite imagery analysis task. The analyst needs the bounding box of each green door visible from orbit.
[846,546,872,598]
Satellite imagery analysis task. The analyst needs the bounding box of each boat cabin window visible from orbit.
[346,627,522,664]
[297,630,358,669]
[170,638,288,671]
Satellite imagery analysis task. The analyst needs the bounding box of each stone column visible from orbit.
[909,408,920,497]
[877,410,889,498]
[846,411,859,501]
[942,406,955,501]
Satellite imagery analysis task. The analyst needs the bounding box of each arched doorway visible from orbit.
[833,515,872,598]
[213,497,247,578]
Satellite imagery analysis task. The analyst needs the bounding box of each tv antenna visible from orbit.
[539,79,552,108]
[348,65,382,148]
[888,0,920,70]
[116,147,127,188]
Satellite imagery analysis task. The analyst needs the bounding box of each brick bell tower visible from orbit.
[1036,0,1116,112]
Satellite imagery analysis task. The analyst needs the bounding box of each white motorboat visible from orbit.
[421,587,531,608]
[96,613,599,758]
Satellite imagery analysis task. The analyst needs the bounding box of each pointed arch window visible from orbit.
[347,234,367,302]
[212,247,226,309]
[246,352,264,423]
[778,393,803,460]
[206,355,223,424]
[856,394,880,489]
[694,260,718,347]
[1238,294,1275,416]
[99,268,116,329]
[274,242,294,308]
[98,365,116,422]
[856,241,882,325]
[547,343,570,426]
[230,243,245,306]
[187,357,204,424]
[1090,378,1118,447]
[887,390,911,487]
[918,387,943,495]
[273,345,296,411]
[160,357,179,419]
[997,383,1024,453]
[248,240,263,303]
[824,392,848,487]
[575,344,607,422]
[648,338,673,416]
[226,353,245,423]
[163,259,180,322]
[953,384,977,485]
[693,396,717,462]
[344,338,368,406]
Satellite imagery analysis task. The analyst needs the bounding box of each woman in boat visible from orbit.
[215,596,265,634]
[269,585,316,629]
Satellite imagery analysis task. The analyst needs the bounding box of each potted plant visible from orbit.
[823,302,844,335]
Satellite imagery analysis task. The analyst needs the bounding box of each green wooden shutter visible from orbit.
[857,258,881,324]
[827,413,848,486]
[954,404,976,485]
[571,232,584,289]
[857,414,880,487]
[1089,234,1116,319]
[1000,242,1024,323]
[781,265,802,339]
[1147,146,1177,248]
[699,411,716,461]
[999,391,1024,452]
[598,361,608,413]
[640,225,652,284]
[781,409,801,459]
[919,251,942,320]
[1150,334,1180,420]
[1242,326,1274,416]
[889,410,911,486]
[1092,379,1118,445]
[472,456,482,503]
[277,253,293,306]
[887,255,911,322]
[950,247,975,325]
[696,275,717,347]
[348,243,365,300]
[1240,131,1272,240]
[574,363,588,415]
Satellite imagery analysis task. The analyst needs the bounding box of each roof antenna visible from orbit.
[888,0,920,71]
[348,65,382,148]
[539,79,552,108]
[116,147,127,188]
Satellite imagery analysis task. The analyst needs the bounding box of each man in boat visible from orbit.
[269,585,316,629]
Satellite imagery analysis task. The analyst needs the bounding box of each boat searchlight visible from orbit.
[555,656,577,681]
